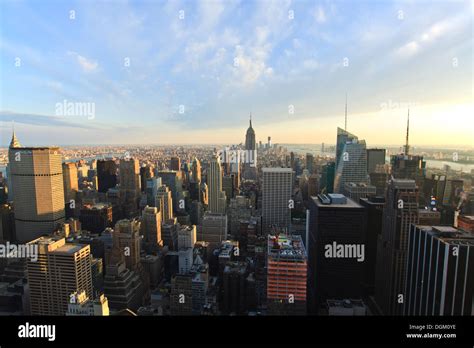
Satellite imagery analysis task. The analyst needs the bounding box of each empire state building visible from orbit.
[243,115,257,180]
[245,115,256,151]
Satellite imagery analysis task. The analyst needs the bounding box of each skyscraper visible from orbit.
[262,168,293,234]
[207,154,226,214]
[334,128,368,193]
[191,157,202,184]
[375,179,419,315]
[366,149,386,174]
[170,157,181,171]
[308,194,366,311]
[8,132,65,242]
[27,237,92,315]
[62,162,79,203]
[405,225,474,315]
[97,160,117,193]
[156,185,173,223]
[243,115,257,181]
[113,219,141,271]
[119,158,141,217]
[140,206,162,247]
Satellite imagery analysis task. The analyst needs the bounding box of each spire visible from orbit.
[9,122,21,148]
[249,113,252,128]
[404,109,410,156]
[344,93,348,131]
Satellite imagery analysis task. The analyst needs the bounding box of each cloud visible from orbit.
[0,111,98,129]
[67,51,98,72]
[314,6,326,23]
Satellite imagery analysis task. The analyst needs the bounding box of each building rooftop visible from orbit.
[262,167,293,173]
[313,194,362,208]
[267,234,306,260]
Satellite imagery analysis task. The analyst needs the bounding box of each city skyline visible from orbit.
[1,0,472,147]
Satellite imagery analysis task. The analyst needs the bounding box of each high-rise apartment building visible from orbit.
[113,219,141,271]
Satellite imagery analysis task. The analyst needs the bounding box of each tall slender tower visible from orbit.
[344,93,348,131]
[404,109,410,156]
[243,114,257,180]
[8,132,65,242]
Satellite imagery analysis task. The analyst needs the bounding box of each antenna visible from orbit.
[405,109,410,156]
[344,93,348,131]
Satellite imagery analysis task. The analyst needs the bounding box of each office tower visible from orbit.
[228,196,252,238]
[308,194,366,311]
[369,172,388,196]
[119,158,141,217]
[156,185,173,223]
[207,154,226,214]
[170,157,181,171]
[267,136,272,148]
[239,217,259,256]
[145,177,162,207]
[334,128,368,193]
[0,204,15,241]
[391,154,425,187]
[140,165,154,193]
[178,225,197,249]
[405,225,474,315]
[67,291,109,316]
[27,237,92,315]
[320,162,335,194]
[63,162,79,203]
[343,182,376,203]
[306,153,314,174]
[191,157,202,183]
[367,149,386,174]
[201,212,228,249]
[262,168,293,234]
[103,261,146,312]
[140,206,162,247]
[170,274,193,315]
[458,215,474,233]
[157,170,182,213]
[308,174,319,198]
[222,261,248,315]
[97,160,117,193]
[375,179,419,315]
[162,218,179,250]
[222,175,234,202]
[178,247,193,274]
[113,219,141,271]
[79,203,113,234]
[359,196,385,295]
[267,234,307,315]
[8,133,65,242]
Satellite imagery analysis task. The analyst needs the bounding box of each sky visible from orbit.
[0,0,473,147]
